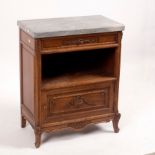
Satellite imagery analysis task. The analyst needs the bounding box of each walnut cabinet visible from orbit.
[18,15,124,148]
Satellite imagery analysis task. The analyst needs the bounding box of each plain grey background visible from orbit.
[0,0,155,154]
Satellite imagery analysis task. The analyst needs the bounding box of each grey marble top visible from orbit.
[17,15,125,38]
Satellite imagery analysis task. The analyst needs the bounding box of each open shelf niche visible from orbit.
[41,48,116,89]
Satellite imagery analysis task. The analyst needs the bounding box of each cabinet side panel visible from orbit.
[21,46,34,115]
[113,32,122,113]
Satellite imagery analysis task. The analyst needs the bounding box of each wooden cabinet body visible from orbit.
[18,16,124,148]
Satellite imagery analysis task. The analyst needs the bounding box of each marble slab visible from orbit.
[17,15,125,38]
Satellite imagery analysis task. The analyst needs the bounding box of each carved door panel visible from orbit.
[41,82,114,125]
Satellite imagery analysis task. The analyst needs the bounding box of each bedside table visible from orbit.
[17,15,125,148]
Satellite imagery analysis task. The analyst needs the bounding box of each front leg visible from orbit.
[112,113,121,133]
[34,130,42,148]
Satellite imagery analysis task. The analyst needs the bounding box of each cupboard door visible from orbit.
[41,82,114,126]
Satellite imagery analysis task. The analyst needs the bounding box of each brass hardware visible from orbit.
[62,38,98,46]
[28,39,31,43]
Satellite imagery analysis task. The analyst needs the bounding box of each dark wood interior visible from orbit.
[42,48,115,78]
[41,48,115,89]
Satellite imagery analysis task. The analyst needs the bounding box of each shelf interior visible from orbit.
[42,72,116,89]
[41,48,116,89]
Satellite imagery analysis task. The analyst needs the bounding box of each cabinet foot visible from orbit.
[112,113,121,133]
[21,115,26,128]
[34,130,42,148]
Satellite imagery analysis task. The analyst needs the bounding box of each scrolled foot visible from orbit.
[35,141,41,148]
[112,113,121,133]
[34,130,42,148]
[21,115,26,128]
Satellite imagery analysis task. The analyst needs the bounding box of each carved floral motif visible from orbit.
[67,120,91,130]
[67,96,94,108]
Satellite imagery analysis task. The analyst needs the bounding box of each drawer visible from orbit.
[41,82,114,125]
[20,30,35,50]
[41,33,118,53]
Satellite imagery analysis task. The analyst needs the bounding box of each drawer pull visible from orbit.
[62,38,98,46]
[28,39,31,43]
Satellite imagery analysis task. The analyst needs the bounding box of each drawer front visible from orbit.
[41,82,114,124]
[41,33,118,53]
[20,30,35,49]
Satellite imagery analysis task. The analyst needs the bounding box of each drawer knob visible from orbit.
[28,39,31,43]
